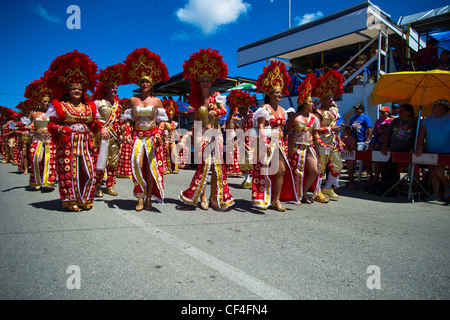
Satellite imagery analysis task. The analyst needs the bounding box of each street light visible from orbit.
[270,0,292,29]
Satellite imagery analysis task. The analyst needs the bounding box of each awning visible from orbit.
[237,1,408,70]
[398,5,450,34]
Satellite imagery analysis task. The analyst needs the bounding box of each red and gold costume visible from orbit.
[224,92,242,177]
[13,102,34,174]
[252,61,298,209]
[122,48,170,203]
[162,99,179,174]
[313,70,344,201]
[179,49,234,210]
[24,79,57,190]
[46,50,101,211]
[229,90,256,187]
[287,74,322,200]
[117,98,132,178]
[1,108,18,164]
[91,63,124,196]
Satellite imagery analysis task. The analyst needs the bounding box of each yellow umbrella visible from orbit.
[370,70,450,117]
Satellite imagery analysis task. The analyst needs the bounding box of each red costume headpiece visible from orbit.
[122,48,170,86]
[182,48,228,109]
[16,100,35,114]
[255,61,290,96]
[46,50,98,101]
[297,73,316,106]
[91,63,124,101]
[227,90,255,110]
[162,99,178,118]
[24,76,53,106]
[313,70,343,99]
[0,106,16,120]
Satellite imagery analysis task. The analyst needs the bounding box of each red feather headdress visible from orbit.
[297,73,316,106]
[92,63,124,101]
[313,69,343,99]
[16,99,35,114]
[162,99,178,118]
[46,50,98,101]
[182,48,228,109]
[227,90,255,110]
[24,76,53,106]
[122,48,170,86]
[255,61,290,96]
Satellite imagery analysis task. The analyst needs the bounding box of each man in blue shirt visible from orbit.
[349,103,373,182]
[350,104,372,144]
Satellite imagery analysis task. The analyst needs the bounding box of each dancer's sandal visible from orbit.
[271,200,286,212]
[82,204,93,210]
[200,198,209,210]
[209,197,220,211]
[135,199,144,211]
[68,205,79,212]
[144,199,152,211]
[301,196,313,204]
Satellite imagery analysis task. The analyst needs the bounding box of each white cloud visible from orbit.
[175,0,251,35]
[294,11,323,26]
[30,3,63,25]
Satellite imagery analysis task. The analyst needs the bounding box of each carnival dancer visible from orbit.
[162,99,180,174]
[313,70,344,202]
[91,63,124,198]
[179,48,234,211]
[284,74,325,203]
[46,50,102,212]
[117,97,132,178]
[224,94,242,177]
[24,77,56,191]
[1,110,18,164]
[14,102,34,174]
[251,61,298,211]
[229,90,255,188]
[122,48,169,211]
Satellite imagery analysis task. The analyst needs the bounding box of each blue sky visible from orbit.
[0,0,447,112]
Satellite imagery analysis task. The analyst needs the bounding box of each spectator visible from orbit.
[368,106,392,183]
[415,37,439,71]
[390,104,400,118]
[416,99,450,201]
[349,103,373,181]
[288,68,301,96]
[382,104,418,186]
[437,50,450,70]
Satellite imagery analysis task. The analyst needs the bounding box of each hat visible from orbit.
[227,90,255,111]
[24,76,53,106]
[92,63,125,101]
[255,60,291,96]
[182,48,228,109]
[380,106,390,112]
[297,73,316,106]
[46,50,98,101]
[313,69,343,99]
[122,48,170,86]
[431,99,450,108]
[353,103,365,111]
[162,99,178,118]
[391,103,400,109]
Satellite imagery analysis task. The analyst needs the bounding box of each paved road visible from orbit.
[0,160,448,303]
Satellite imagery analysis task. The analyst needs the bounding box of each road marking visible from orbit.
[117,211,294,300]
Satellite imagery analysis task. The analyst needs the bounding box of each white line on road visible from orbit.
[116,211,294,300]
